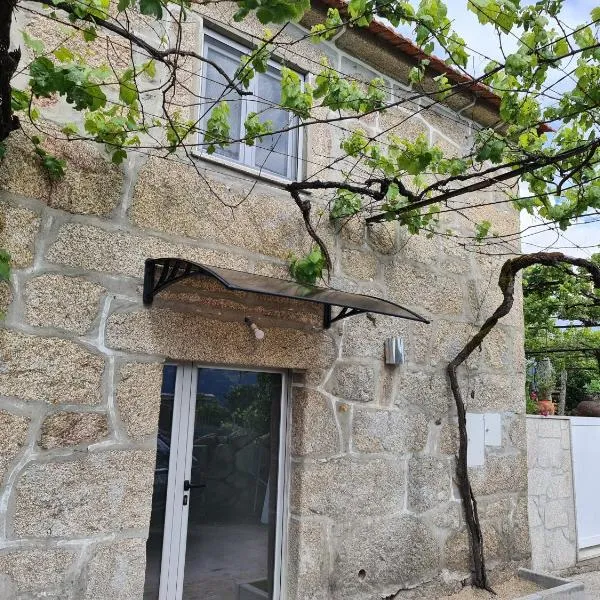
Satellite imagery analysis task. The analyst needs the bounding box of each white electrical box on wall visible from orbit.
[484,413,502,446]
[466,413,485,467]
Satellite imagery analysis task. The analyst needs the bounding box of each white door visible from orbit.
[143,365,290,600]
[571,417,600,554]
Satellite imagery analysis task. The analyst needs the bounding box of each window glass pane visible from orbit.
[253,68,298,179]
[143,364,177,599]
[202,38,243,161]
[201,33,300,180]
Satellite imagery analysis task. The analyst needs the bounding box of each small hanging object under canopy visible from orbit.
[142,258,429,329]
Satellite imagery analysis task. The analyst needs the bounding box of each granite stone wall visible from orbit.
[526,416,578,572]
[0,2,529,598]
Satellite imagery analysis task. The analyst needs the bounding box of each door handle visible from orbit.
[183,479,206,491]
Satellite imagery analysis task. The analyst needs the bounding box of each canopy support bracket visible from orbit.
[323,305,366,329]
[143,258,204,305]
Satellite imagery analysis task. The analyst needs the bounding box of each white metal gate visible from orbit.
[571,417,600,554]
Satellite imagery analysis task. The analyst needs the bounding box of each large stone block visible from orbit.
[0,280,10,315]
[0,548,75,597]
[535,437,565,470]
[352,406,428,454]
[0,410,29,484]
[12,450,154,537]
[106,308,336,371]
[439,418,459,455]
[0,330,104,405]
[334,27,414,88]
[544,499,569,529]
[477,325,513,370]
[463,373,525,413]
[291,455,405,519]
[0,201,40,268]
[412,319,475,366]
[0,130,123,217]
[287,519,329,600]
[341,314,410,360]
[407,455,452,513]
[116,362,163,439]
[505,496,531,560]
[39,411,109,449]
[327,362,378,403]
[468,453,527,497]
[443,527,470,572]
[25,13,132,72]
[385,261,465,317]
[46,223,251,278]
[0,126,123,216]
[340,249,378,281]
[468,197,521,239]
[507,413,526,452]
[444,521,501,572]
[83,539,147,600]
[394,369,454,416]
[291,388,339,456]
[25,274,105,334]
[427,500,462,529]
[366,221,399,255]
[331,514,440,599]
[131,158,317,260]
[423,108,471,150]
[468,256,524,330]
[337,216,365,247]
[395,228,441,266]
[378,107,430,144]
[305,121,335,179]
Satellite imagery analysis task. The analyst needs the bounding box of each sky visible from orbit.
[441,1,600,259]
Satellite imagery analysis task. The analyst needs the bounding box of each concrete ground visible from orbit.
[143,522,268,599]
[571,571,600,599]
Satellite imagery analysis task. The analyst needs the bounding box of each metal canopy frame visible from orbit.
[143,257,429,329]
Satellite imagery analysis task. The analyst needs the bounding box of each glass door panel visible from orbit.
[182,368,283,600]
[144,365,287,600]
[144,365,178,599]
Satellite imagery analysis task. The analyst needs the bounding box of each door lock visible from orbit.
[183,479,206,491]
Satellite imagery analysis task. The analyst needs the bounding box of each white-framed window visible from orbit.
[199,30,301,181]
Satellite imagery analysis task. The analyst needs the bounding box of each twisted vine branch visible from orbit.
[448,252,600,590]
[289,187,333,277]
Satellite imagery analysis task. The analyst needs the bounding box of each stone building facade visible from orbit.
[0,2,530,599]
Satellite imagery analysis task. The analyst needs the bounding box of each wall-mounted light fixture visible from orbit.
[384,337,405,365]
[245,317,265,340]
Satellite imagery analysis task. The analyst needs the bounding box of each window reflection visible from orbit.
[143,365,177,599]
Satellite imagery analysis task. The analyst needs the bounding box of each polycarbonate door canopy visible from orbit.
[143,258,429,328]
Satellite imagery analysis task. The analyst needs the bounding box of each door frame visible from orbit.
[157,363,291,600]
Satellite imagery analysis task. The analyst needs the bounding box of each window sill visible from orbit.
[191,150,307,192]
